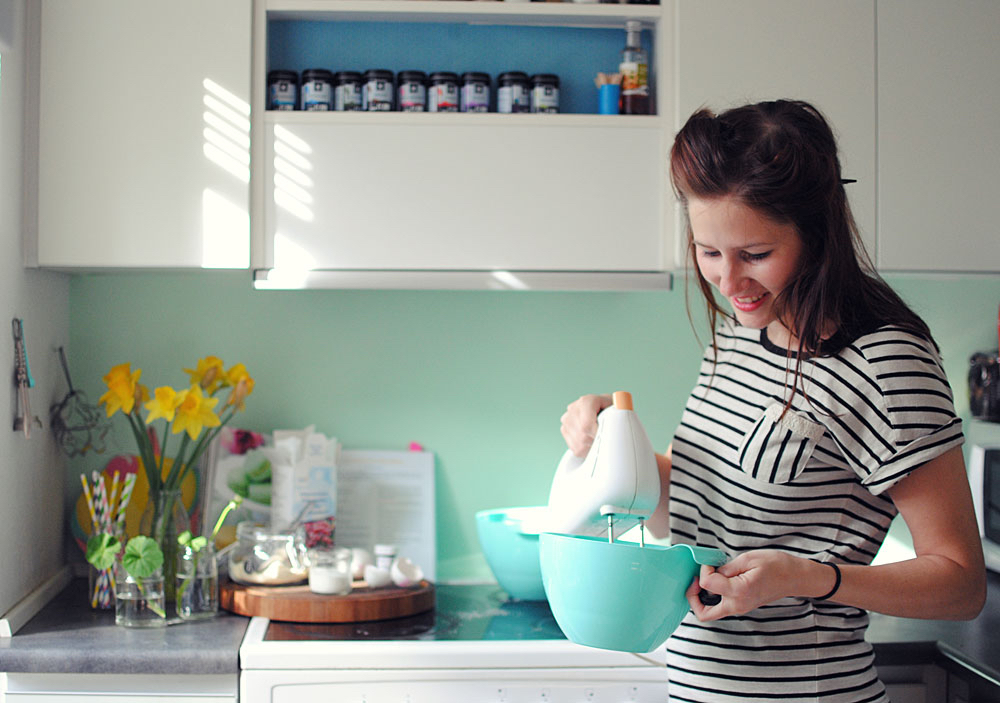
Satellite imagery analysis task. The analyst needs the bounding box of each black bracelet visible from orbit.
[815,561,841,601]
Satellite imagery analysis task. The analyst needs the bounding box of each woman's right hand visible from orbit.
[560,394,613,457]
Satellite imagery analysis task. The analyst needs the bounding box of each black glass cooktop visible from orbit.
[264,585,566,642]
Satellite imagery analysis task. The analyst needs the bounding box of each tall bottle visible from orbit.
[619,20,650,115]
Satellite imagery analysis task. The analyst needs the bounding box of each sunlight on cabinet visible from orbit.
[201,78,251,268]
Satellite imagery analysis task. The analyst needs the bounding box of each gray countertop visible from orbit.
[2,574,1000,683]
[0,578,248,674]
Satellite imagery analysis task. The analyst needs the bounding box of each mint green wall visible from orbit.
[68,272,1000,581]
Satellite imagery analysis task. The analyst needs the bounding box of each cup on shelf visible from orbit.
[599,84,621,115]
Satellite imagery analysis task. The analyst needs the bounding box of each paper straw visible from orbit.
[80,474,98,533]
[108,471,120,529]
[92,471,107,534]
[116,473,136,533]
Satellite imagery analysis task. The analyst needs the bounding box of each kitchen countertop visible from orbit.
[0,578,248,674]
[2,573,999,684]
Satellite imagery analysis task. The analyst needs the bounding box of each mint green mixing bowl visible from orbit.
[539,532,727,652]
[475,507,548,601]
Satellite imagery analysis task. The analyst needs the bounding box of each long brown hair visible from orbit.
[669,100,935,372]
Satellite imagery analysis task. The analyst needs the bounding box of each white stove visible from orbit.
[238,584,668,702]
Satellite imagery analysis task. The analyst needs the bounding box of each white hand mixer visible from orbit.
[546,391,661,545]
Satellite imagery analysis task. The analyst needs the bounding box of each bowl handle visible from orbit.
[680,545,729,567]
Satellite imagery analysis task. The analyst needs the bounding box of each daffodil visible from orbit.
[145,386,181,423]
[99,363,143,417]
[95,356,254,598]
[184,356,225,393]
[171,385,222,440]
[225,373,255,411]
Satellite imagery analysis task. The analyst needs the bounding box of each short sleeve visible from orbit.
[808,327,964,495]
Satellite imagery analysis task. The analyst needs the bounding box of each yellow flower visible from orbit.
[224,365,255,411]
[145,386,181,423]
[99,363,142,417]
[171,385,222,440]
[184,356,225,393]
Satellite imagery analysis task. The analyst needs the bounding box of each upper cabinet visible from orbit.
[26,0,251,269]
[250,0,674,290]
[876,0,1000,272]
[672,0,876,268]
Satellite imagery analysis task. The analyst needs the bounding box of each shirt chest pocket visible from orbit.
[738,402,825,484]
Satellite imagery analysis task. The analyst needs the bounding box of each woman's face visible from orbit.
[689,196,805,343]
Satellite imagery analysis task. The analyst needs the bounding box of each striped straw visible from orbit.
[108,471,120,529]
[116,473,136,533]
[80,474,98,533]
[92,471,107,534]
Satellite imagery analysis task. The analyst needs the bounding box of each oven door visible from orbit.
[239,617,669,703]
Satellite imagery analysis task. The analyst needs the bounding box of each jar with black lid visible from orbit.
[300,68,335,111]
[460,72,491,113]
[267,70,298,111]
[428,71,459,113]
[530,73,560,114]
[334,71,362,111]
[397,70,427,112]
[497,71,530,114]
[362,69,394,111]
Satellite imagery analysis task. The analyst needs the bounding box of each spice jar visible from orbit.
[363,69,394,111]
[300,68,335,111]
[530,74,560,114]
[497,71,530,114]
[228,521,308,586]
[428,71,460,112]
[460,72,491,113]
[397,70,428,112]
[334,71,363,111]
[267,70,298,111]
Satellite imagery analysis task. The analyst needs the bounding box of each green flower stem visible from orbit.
[161,434,192,493]
[135,581,166,618]
[125,411,160,494]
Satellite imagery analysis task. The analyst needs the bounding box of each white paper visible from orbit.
[335,450,436,581]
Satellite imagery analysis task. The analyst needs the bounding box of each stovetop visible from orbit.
[264,584,566,642]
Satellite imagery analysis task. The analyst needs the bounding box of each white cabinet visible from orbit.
[250,0,674,290]
[27,0,251,269]
[673,0,877,268]
[2,673,237,702]
[876,0,1000,272]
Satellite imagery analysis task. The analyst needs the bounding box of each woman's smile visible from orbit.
[688,196,804,339]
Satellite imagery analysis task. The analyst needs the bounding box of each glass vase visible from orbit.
[114,561,166,628]
[139,488,190,606]
[176,542,219,620]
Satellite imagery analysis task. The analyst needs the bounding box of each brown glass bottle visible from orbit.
[619,20,650,115]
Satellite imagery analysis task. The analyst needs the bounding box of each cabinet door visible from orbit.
[262,116,666,274]
[674,0,876,268]
[32,0,251,269]
[877,0,1000,272]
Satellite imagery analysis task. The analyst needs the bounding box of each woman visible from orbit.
[560,100,985,702]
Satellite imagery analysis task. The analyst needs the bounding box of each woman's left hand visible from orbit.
[685,550,830,621]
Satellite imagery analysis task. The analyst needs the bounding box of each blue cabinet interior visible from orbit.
[267,19,654,114]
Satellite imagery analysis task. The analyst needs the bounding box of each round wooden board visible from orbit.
[220,579,435,623]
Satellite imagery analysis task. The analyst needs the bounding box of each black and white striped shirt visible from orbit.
[667,321,963,702]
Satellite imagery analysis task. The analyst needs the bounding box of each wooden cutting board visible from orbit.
[220,579,435,623]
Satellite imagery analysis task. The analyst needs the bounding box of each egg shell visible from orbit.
[390,556,424,587]
[364,564,391,588]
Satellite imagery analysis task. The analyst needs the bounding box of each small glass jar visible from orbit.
[307,547,353,595]
[374,543,398,570]
[114,561,166,628]
[176,542,219,620]
[228,521,308,586]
